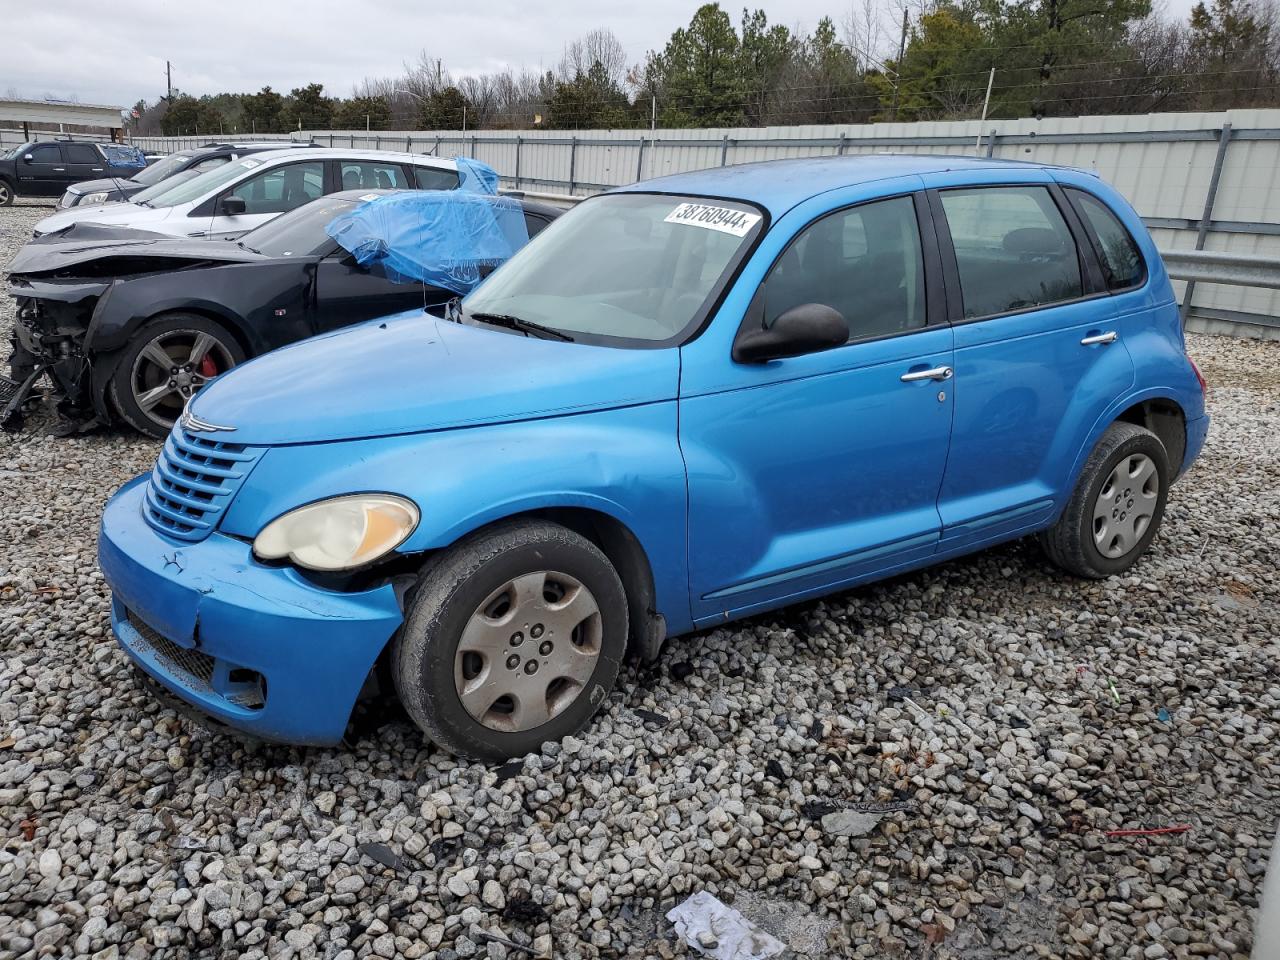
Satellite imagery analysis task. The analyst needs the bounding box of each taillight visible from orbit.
[1189,358,1208,394]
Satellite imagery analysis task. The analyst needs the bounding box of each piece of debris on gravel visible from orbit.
[1,200,1276,959]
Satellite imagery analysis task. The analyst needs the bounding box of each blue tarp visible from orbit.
[325,189,528,293]
[455,156,499,195]
[99,143,147,169]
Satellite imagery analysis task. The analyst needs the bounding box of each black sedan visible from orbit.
[4,190,560,438]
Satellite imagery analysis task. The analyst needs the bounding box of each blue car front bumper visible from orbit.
[99,477,405,745]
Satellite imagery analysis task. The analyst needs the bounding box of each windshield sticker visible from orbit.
[664,202,761,237]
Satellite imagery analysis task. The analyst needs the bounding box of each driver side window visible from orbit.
[226,161,324,215]
[762,195,926,342]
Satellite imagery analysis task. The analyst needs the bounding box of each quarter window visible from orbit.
[1068,189,1145,291]
[226,161,324,215]
[339,161,410,191]
[762,195,926,341]
[413,166,461,191]
[940,186,1082,319]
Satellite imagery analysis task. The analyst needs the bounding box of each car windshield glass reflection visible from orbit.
[241,198,360,257]
[132,153,192,186]
[462,193,762,345]
[132,157,263,208]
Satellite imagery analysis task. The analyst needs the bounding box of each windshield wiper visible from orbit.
[469,311,574,342]
[236,240,260,254]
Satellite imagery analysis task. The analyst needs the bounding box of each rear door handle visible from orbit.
[1081,331,1118,345]
[901,365,953,383]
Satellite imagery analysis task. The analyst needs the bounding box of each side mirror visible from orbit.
[220,195,247,216]
[23,154,34,163]
[732,303,848,364]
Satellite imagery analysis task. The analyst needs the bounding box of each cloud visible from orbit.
[6,0,1202,108]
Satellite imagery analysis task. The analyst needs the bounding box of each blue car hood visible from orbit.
[188,312,680,445]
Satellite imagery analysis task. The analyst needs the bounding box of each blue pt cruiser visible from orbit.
[99,156,1209,759]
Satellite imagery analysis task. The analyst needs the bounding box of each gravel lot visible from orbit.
[1,198,1277,960]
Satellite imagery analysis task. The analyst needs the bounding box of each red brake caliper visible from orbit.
[197,355,219,378]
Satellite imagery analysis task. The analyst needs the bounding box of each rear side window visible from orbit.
[939,186,1082,319]
[1067,189,1145,291]
[413,166,461,191]
[64,143,100,164]
[762,195,926,341]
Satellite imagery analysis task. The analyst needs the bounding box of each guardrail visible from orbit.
[1161,249,1280,290]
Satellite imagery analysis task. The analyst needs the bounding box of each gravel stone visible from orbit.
[0,200,1275,956]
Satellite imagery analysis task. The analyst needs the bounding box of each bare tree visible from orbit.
[558,28,628,86]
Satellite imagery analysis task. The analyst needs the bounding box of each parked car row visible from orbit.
[6,188,559,435]
[39,153,1202,760]
[57,141,319,209]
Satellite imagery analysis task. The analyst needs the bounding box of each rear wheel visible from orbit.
[393,519,628,760]
[1040,421,1170,578]
[109,314,243,439]
[0,179,14,206]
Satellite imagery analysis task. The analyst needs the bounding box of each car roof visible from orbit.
[327,188,562,218]
[237,147,457,168]
[612,154,1056,218]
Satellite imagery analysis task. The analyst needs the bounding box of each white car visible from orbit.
[32,148,461,241]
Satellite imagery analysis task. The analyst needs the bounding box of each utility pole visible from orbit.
[166,61,173,102]
[436,59,442,87]
[890,9,908,121]
[975,67,995,151]
[650,95,656,131]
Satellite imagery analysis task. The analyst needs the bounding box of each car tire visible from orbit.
[0,179,14,206]
[1039,421,1170,579]
[393,519,628,761]
[108,314,245,439]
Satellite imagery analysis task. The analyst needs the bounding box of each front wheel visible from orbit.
[0,180,14,206]
[393,519,628,760]
[1040,421,1170,578]
[108,314,244,439]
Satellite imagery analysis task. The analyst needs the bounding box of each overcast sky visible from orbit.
[8,0,1202,109]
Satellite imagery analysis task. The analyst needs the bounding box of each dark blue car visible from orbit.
[98,155,1209,759]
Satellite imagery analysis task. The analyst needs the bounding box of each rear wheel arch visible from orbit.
[1115,398,1187,477]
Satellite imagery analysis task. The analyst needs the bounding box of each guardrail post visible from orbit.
[569,136,578,195]
[470,135,477,159]
[837,132,847,156]
[1180,122,1232,326]
[515,136,522,189]
[635,136,647,182]
[720,134,730,166]
[985,130,998,158]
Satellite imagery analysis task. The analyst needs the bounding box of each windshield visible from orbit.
[241,196,360,257]
[4,143,34,159]
[462,193,763,344]
[132,152,191,186]
[131,156,265,208]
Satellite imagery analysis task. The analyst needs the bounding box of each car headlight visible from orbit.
[79,192,109,205]
[252,494,419,571]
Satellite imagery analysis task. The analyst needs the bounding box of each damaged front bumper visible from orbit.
[99,476,405,745]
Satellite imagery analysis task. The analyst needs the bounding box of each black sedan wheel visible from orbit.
[110,314,244,439]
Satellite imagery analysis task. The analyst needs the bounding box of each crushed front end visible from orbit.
[4,278,109,430]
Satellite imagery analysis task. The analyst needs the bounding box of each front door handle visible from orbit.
[1081,331,1118,346]
[901,365,953,383]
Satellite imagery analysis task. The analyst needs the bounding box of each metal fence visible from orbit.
[47,109,1280,339]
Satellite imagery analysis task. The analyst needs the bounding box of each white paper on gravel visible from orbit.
[666,891,785,960]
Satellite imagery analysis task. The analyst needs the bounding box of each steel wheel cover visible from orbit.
[454,570,603,733]
[130,329,235,430]
[1093,453,1159,559]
